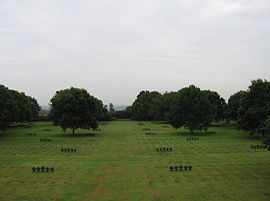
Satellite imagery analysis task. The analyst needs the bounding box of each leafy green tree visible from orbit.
[151,92,177,121]
[114,106,133,119]
[262,116,270,145]
[168,85,212,133]
[226,91,247,121]
[238,79,270,135]
[202,90,226,121]
[93,98,111,121]
[264,117,270,134]
[131,91,161,121]
[50,87,98,134]
[0,85,40,131]
[0,85,12,131]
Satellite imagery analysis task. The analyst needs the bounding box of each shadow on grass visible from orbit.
[166,130,219,137]
[151,121,169,124]
[57,133,97,138]
[209,124,224,127]
[238,134,263,140]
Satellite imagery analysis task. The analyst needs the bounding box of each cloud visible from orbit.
[0,0,269,105]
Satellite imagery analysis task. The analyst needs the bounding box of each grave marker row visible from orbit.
[169,166,192,171]
[61,148,77,152]
[156,147,173,152]
[206,131,216,134]
[187,137,199,141]
[26,133,37,136]
[40,139,52,142]
[251,145,267,149]
[32,167,54,173]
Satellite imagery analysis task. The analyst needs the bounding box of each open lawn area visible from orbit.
[0,121,270,201]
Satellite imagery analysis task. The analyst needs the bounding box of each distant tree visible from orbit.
[202,90,226,121]
[109,103,115,114]
[131,91,161,121]
[50,87,98,135]
[168,85,212,133]
[238,79,270,135]
[114,106,133,119]
[92,97,111,121]
[226,91,247,121]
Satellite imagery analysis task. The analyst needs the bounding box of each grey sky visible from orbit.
[1,0,269,106]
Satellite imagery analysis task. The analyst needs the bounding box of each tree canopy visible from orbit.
[226,90,247,121]
[168,85,212,133]
[238,79,270,134]
[50,87,103,134]
[202,90,226,121]
[129,87,225,133]
[0,84,40,131]
[131,91,161,121]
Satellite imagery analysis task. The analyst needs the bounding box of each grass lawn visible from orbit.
[0,120,269,201]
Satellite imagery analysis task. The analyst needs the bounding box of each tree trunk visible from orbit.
[262,130,265,142]
[72,126,75,135]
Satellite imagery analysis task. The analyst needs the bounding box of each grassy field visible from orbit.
[0,120,270,201]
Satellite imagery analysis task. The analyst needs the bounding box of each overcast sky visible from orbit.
[0,0,269,106]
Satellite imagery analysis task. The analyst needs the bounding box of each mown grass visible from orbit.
[0,121,269,201]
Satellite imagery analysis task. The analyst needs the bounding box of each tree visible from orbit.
[131,91,160,121]
[226,91,247,121]
[0,85,40,131]
[202,90,226,121]
[114,106,133,119]
[151,92,177,121]
[262,116,270,145]
[264,117,270,134]
[93,98,111,121]
[109,103,115,114]
[50,87,98,134]
[238,79,270,135]
[0,85,12,131]
[168,85,212,133]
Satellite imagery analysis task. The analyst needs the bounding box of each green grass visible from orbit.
[0,121,270,201]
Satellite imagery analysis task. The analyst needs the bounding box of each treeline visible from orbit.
[128,86,226,133]
[0,85,40,131]
[117,79,270,135]
[1,79,269,136]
